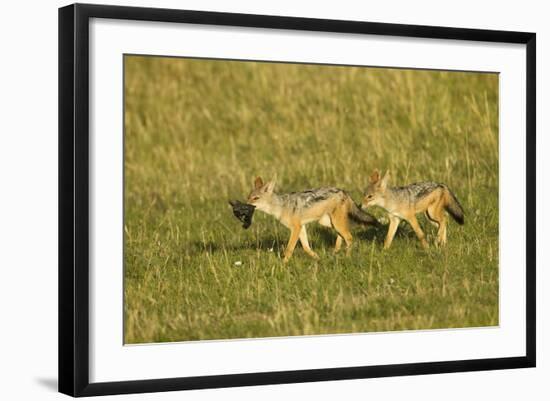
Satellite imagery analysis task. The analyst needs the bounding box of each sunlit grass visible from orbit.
[124,56,499,344]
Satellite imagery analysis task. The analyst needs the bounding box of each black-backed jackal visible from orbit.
[247,177,379,262]
[362,170,464,249]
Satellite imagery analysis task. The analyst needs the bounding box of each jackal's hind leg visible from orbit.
[299,226,320,260]
[408,215,429,249]
[436,215,447,246]
[425,211,439,228]
[330,210,353,255]
[333,235,343,254]
[427,204,447,246]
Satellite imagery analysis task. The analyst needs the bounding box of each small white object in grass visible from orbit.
[234,261,242,266]
[268,247,274,252]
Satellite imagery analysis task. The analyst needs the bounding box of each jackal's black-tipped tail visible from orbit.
[444,187,465,225]
[348,202,380,227]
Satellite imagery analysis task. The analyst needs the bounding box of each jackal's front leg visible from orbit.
[384,216,400,249]
[283,224,302,263]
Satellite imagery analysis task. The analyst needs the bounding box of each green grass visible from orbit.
[124,56,499,344]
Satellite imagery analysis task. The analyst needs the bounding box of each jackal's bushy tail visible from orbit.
[348,201,380,227]
[444,187,465,225]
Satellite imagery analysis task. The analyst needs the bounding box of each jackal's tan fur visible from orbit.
[362,169,464,249]
[247,177,378,262]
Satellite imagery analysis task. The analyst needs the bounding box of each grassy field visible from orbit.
[124,56,499,344]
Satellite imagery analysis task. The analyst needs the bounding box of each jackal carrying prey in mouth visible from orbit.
[247,177,379,262]
[362,169,465,249]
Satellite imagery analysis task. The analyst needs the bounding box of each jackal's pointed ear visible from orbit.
[380,170,391,189]
[254,176,264,189]
[265,180,276,194]
[369,169,380,184]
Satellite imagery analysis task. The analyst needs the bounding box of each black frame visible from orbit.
[59,3,536,397]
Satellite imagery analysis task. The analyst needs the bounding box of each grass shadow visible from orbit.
[189,221,437,256]
[312,226,338,247]
[355,226,386,244]
[188,235,283,255]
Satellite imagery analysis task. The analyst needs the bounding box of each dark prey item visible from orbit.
[229,200,256,229]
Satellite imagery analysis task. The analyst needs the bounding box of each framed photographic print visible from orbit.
[58,3,536,397]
